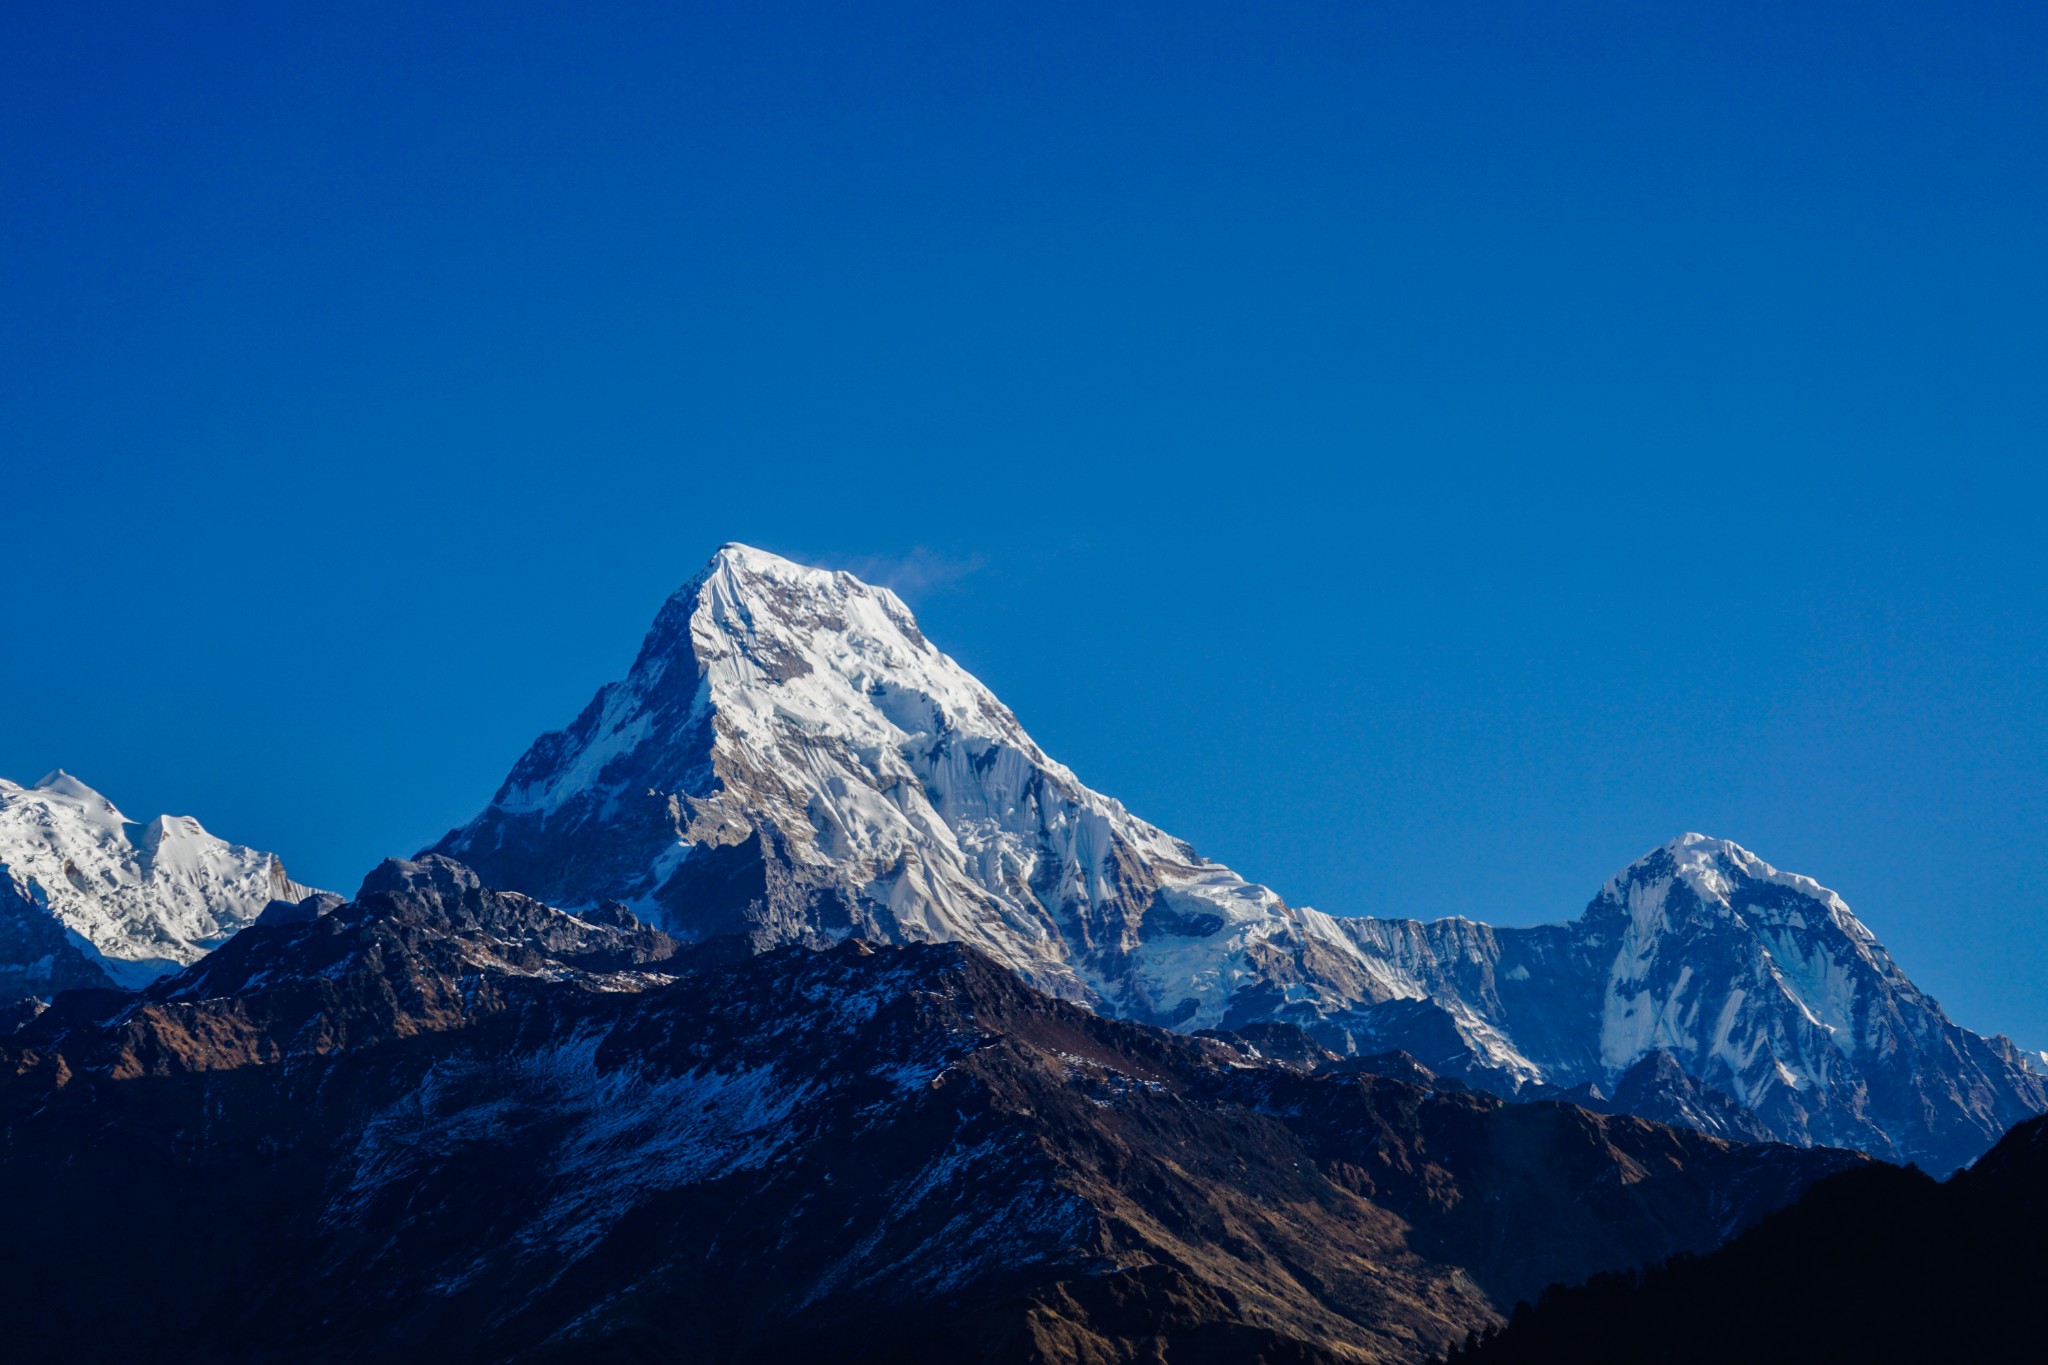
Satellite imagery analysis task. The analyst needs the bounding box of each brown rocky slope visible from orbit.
[0,858,1863,1363]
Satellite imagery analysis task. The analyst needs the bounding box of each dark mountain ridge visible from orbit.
[1450,1111,2048,1364]
[0,858,1862,1364]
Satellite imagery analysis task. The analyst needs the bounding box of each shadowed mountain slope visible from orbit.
[1448,1112,2048,1364]
[0,858,1859,1364]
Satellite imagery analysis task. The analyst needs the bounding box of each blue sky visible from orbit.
[5,3,2045,1045]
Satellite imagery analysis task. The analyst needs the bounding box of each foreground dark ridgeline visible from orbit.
[1448,1113,2048,1364]
[0,859,1859,1364]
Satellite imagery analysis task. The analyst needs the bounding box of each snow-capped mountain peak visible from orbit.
[1598,830,1905,1046]
[1610,833,1875,941]
[0,771,318,993]
[29,769,129,825]
[437,545,2046,1170]
[439,544,1426,1034]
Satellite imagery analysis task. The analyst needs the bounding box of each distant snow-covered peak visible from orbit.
[1600,832,1873,940]
[17,769,131,829]
[0,773,319,992]
[490,543,1073,822]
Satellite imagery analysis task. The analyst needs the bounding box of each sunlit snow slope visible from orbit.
[438,544,2045,1168]
[0,771,316,994]
[438,546,1435,1040]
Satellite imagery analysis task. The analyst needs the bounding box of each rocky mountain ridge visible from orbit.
[0,856,1862,1364]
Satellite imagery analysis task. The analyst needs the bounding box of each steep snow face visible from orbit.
[1588,836,2046,1162]
[438,545,1481,1055]
[0,771,315,992]
[1587,835,1902,1085]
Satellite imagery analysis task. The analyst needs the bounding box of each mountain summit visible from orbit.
[439,545,2045,1169]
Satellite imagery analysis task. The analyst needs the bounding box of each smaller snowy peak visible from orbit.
[29,768,125,808]
[1561,831,2046,1166]
[1602,833,1873,939]
[0,772,319,992]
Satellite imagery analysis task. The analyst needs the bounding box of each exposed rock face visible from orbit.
[0,771,317,994]
[0,858,1858,1364]
[1601,1051,1778,1145]
[434,546,2044,1171]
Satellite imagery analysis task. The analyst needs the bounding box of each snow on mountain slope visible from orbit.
[437,544,2043,1168]
[437,545,1501,1059]
[0,771,316,993]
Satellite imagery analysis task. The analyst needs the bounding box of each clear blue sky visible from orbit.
[5,3,2045,1045]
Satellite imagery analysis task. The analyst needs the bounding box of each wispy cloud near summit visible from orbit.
[829,547,986,600]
